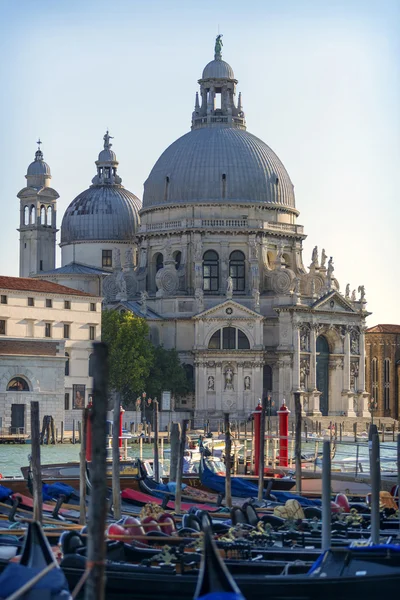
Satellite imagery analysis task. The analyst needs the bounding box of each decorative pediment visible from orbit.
[311,291,356,313]
[193,300,263,321]
[17,186,59,200]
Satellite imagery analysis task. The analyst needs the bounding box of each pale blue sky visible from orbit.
[1,0,399,325]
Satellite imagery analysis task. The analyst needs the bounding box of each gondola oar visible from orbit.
[194,516,246,600]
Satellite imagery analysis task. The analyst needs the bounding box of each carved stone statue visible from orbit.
[114,247,121,270]
[224,367,234,391]
[293,277,301,295]
[320,249,327,268]
[194,240,203,261]
[103,130,113,149]
[350,330,359,354]
[276,244,284,263]
[207,375,215,391]
[311,246,319,267]
[194,288,204,313]
[253,288,260,309]
[300,326,309,352]
[226,276,233,299]
[244,376,251,391]
[351,289,356,302]
[140,291,148,314]
[358,285,366,303]
[300,358,310,389]
[250,239,259,259]
[215,34,223,58]
[345,284,350,299]
[327,257,334,279]
[139,246,148,269]
[163,243,173,262]
[116,270,127,299]
[125,247,134,267]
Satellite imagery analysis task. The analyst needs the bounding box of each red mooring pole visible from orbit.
[119,406,125,448]
[278,400,290,467]
[85,400,93,461]
[253,400,262,476]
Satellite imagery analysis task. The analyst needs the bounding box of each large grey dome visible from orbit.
[61,186,141,245]
[202,59,235,80]
[142,127,295,210]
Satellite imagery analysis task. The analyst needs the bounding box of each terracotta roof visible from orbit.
[366,324,400,334]
[0,275,97,297]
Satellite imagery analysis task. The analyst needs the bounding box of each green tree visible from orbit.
[102,310,154,406]
[146,346,192,401]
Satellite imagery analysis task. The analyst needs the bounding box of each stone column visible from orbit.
[343,328,351,391]
[292,325,301,391]
[309,325,317,391]
[358,329,366,392]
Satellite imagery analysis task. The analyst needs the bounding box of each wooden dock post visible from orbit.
[60,421,64,443]
[250,416,254,475]
[79,407,87,525]
[175,419,188,515]
[294,392,302,494]
[257,397,266,502]
[322,440,331,551]
[112,394,121,521]
[72,419,76,445]
[224,413,232,509]
[169,423,180,482]
[382,424,385,442]
[153,399,160,483]
[370,426,381,545]
[85,342,109,600]
[339,423,342,442]
[30,401,42,524]
[353,422,357,442]
[78,421,82,444]
[244,420,248,474]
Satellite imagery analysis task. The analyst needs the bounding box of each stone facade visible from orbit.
[365,324,400,419]
[0,277,101,433]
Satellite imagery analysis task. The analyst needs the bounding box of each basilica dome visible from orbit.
[61,132,141,245]
[142,42,295,212]
[142,126,295,210]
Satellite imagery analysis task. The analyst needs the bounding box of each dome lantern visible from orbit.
[26,139,52,188]
[91,130,122,185]
[192,35,245,131]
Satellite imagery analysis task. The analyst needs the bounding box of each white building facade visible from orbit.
[0,276,101,431]
[21,38,369,420]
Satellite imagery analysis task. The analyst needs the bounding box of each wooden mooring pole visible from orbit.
[169,423,180,483]
[153,399,160,483]
[322,440,331,551]
[224,413,232,509]
[112,394,121,521]
[175,419,188,515]
[79,407,87,525]
[30,401,42,524]
[257,396,266,502]
[85,343,109,600]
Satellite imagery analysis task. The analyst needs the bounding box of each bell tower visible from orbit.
[17,141,59,277]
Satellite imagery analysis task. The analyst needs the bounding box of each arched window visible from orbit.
[7,377,29,391]
[40,205,46,225]
[371,357,378,403]
[203,250,219,292]
[174,251,182,270]
[88,353,94,377]
[384,358,390,411]
[208,327,250,350]
[155,253,164,272]
[47,205,52,226]
[229,250,245,292]
[30,205,36,225]
[65,352,70,376]
[24,206,29,225]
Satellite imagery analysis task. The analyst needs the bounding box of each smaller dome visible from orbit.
[27,149,51,177]
[202,59,235,80]
[98,148,117,163]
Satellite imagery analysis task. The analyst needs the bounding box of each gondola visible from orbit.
[0,521,71,599]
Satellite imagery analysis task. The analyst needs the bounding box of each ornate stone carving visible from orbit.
[345,284,350,300]
[116,270,127,300]
[249,239,259,259]
[102,273,118,303]
[244,375,251,390]
[270,269,293,294]
[194,240,202,261]
[155,266,179,296]
[320,249,327,269]
[114,247,121,270]
[140,291,148,315]
[125,247,134,268]
[350,362,359,391]
[139,245,148,269]
[358,285,366,303]
[310,246,319,268]
[207,375,215,391]
[253,289,260,311]
[351,289,356,302]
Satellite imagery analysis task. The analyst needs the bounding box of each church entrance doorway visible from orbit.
[316,336,329,416]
